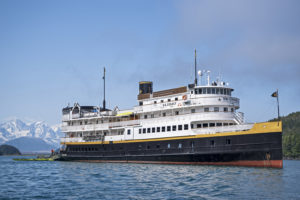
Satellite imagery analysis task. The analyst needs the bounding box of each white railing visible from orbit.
[61,111,239,133]
[108,120,140,128]
[193,123,253,135]
[60,137,84,143]
[234,112,244,124]
[61,119,141,132]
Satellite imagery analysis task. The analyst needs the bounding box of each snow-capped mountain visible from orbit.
[0,118,63,149]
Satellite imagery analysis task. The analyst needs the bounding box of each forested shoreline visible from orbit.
[270,111,300,159]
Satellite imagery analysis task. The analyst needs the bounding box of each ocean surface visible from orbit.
[0,156,299,200]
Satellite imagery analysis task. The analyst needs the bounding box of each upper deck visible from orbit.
[62,70,240,125]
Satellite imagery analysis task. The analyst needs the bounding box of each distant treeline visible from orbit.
[270,111,300,159]
[0,144,21,155]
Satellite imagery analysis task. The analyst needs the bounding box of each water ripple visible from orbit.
[0,156,299,200]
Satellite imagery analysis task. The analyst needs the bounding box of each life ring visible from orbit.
[178,103,182,107]
[182,95,187,100]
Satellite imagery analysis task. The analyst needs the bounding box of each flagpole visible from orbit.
[276,89,280,121]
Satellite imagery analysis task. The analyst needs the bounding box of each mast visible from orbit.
[194,49,197,86]
[102,67,106,110]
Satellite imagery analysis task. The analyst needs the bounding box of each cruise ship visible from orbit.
[59,53,282,168]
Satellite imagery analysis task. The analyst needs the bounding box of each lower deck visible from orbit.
[60,131,283,168]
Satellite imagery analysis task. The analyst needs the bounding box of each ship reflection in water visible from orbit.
[1,156,299,199]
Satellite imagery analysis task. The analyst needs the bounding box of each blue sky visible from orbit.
[0,0,299,125]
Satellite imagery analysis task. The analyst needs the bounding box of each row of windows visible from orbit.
[154,97,179,104]
[68,139,232,152]
[140,97,180,106]
[139,124,189,134]
[203,107,234,112]
[192,122,234,129]
[192,88,232,96]
[69,121,235,138]
[143,107,234,119]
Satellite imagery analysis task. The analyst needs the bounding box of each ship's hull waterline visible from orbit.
[60,130,282,168]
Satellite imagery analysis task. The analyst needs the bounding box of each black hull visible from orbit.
[60,132,282,168]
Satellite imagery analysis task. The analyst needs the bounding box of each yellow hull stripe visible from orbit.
[61,121,282,145]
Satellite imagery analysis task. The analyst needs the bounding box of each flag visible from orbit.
[271,91,278,97]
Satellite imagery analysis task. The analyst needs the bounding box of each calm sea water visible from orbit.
[0,156,299,200]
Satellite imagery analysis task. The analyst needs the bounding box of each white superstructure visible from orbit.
[61,71,252,145]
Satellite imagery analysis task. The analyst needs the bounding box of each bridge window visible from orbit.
[231,108,234,112]
[139,101,143,106]
[216,88,220,94]
[204,107,209,112]
[191,109,195,113]
[199,88,202,94]
[203,123,208,128]
[175,111,179,115]
[197,124,202,128]
[195,89,198,94]
[152,127,155,133]
[220,89,224,95]
[168,99,171,102]
[151,114,154,118]
[207,88,212,94]
[191,124,194,129]
[223,123,228,126]
[157,127,160,132]
[167,126,171,132]
[161,100,164,103]
[162,126,166,132]
[143,128,146,133]
[139,129,142,134]
[216,123,222,127]
[203,88,207,94]
[175,97,178,101]
[214,107,219,112]
[127,129,131,135]
[147,128,151,133]
[154,101,157,104]
[163,113,166,117]
[224,107,228,112]
[212,88,216,94]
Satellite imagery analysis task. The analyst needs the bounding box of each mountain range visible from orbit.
[0,118,63,153]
